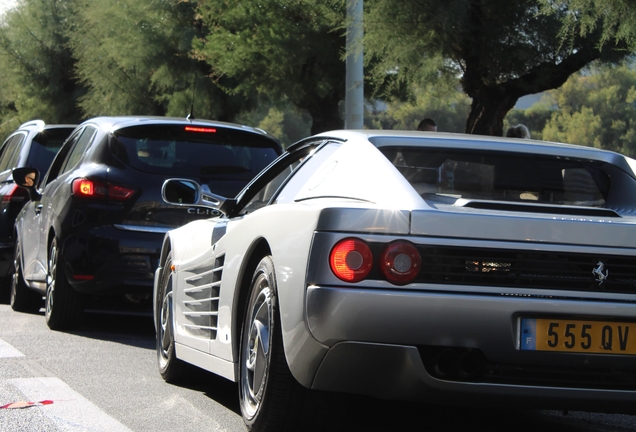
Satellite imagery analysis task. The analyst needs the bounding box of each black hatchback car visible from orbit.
[10,116,282,329]
[0,120,75,300]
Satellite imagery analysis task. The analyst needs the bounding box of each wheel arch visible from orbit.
[13,226,23,263]
[153,235,173,333]
[158,234,173,268]
[47,228,56,253]
[12,227,27,289]
[232,237,272,360]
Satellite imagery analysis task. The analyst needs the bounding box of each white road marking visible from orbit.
[0,338,24,358]
[9,377,132,431]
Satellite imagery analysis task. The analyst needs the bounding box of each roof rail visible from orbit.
[18,119,45,130]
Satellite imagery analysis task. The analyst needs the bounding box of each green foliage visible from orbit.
[67,0,246,120]
[504,102,554,141]
[234,101,312,148]
[365,0,632,135]
[365,85,470,133]
[543,106,602,147]
[540,64,636,156]
[541,0,636,48]
[0,0,83,138]
[68,0,193,116]
[194,0,347,133]
[3,0,636,145]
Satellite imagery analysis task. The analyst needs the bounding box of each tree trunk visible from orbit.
[307,97,344,135]
[465,91,519,136]
[457,0,609,138]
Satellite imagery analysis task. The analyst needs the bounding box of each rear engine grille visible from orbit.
[368,244,636,294]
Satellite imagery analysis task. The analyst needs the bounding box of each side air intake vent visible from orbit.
[181,254,224,340]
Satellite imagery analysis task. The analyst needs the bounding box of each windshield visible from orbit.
[111,124,280,196]
[380,147,610,207]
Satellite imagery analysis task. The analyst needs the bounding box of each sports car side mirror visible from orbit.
[12,167,42,201]
[161,178,236,215]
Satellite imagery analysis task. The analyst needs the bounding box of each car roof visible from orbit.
[12,120,77,133]
[313,129,636,175]
[77,116,275,140]
[315,129,613,154]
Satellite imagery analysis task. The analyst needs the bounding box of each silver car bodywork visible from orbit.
[155,130,636,413]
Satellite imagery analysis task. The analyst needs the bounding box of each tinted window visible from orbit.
[274,142,341,204]
[381,147,610,207]
[238,141,333,215]
[0,134,25,172]
[26,128,74,174]
[59,127,96,176]
[111,125,280,197]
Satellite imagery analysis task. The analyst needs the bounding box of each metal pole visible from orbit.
[345,0,363,129]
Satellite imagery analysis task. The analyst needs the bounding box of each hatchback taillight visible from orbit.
[329,238,373,283]
[3,184,29,202]
[379,240,421,285]
[72,178,135,200]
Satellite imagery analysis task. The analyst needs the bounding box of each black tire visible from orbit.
[156,253,191,382]
[239,256,339,432]
[0,276,11,304]
[10,238,43,313]
[45,238,83,330]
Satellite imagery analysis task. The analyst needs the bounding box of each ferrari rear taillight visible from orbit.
[329,238,373,283]
[379,240,421,285]
[329,238,421,285]
[72,178,135,200]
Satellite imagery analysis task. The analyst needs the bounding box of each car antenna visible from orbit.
[186,73,196,121]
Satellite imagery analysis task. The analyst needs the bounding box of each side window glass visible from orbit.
[44,128,82,186]
[59,127,96,176]
[274,142,341,204]
[240,165,299,215]
[0,135,25,172]
[239,141,334,215]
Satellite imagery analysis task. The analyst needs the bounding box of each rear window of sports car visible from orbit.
[380,147,610,207]
[110,125,280,179]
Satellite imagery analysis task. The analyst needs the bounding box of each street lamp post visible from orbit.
[345,0,363,129]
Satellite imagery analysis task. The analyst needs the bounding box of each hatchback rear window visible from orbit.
[380,147,611,207]
[110,124,280,187]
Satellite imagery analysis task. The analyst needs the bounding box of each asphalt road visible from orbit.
[0,303,635,432]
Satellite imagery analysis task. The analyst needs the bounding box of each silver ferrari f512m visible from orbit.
[154,130,636,431]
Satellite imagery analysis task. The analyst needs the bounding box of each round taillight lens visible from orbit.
[379,241,421,285]
[330,238,373,283]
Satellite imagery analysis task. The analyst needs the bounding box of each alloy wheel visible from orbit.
[240,275,273,420]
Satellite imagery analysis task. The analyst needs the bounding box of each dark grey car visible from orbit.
[0,120,75,302]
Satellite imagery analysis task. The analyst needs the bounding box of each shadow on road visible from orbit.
[69,308,156,350]
[337,397,634,432]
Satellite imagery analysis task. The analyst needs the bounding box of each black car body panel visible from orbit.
[14,117,282,300]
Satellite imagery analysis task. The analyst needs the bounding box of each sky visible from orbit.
[0,0,17,16]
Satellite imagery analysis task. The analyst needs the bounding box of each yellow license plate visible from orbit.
[520,318,636,355]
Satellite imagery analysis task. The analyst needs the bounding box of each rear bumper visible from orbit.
[304,285,636,411]
[62,225,164,295]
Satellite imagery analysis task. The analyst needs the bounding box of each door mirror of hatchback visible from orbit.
[161,178,236,216]
[12,167,42,201]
